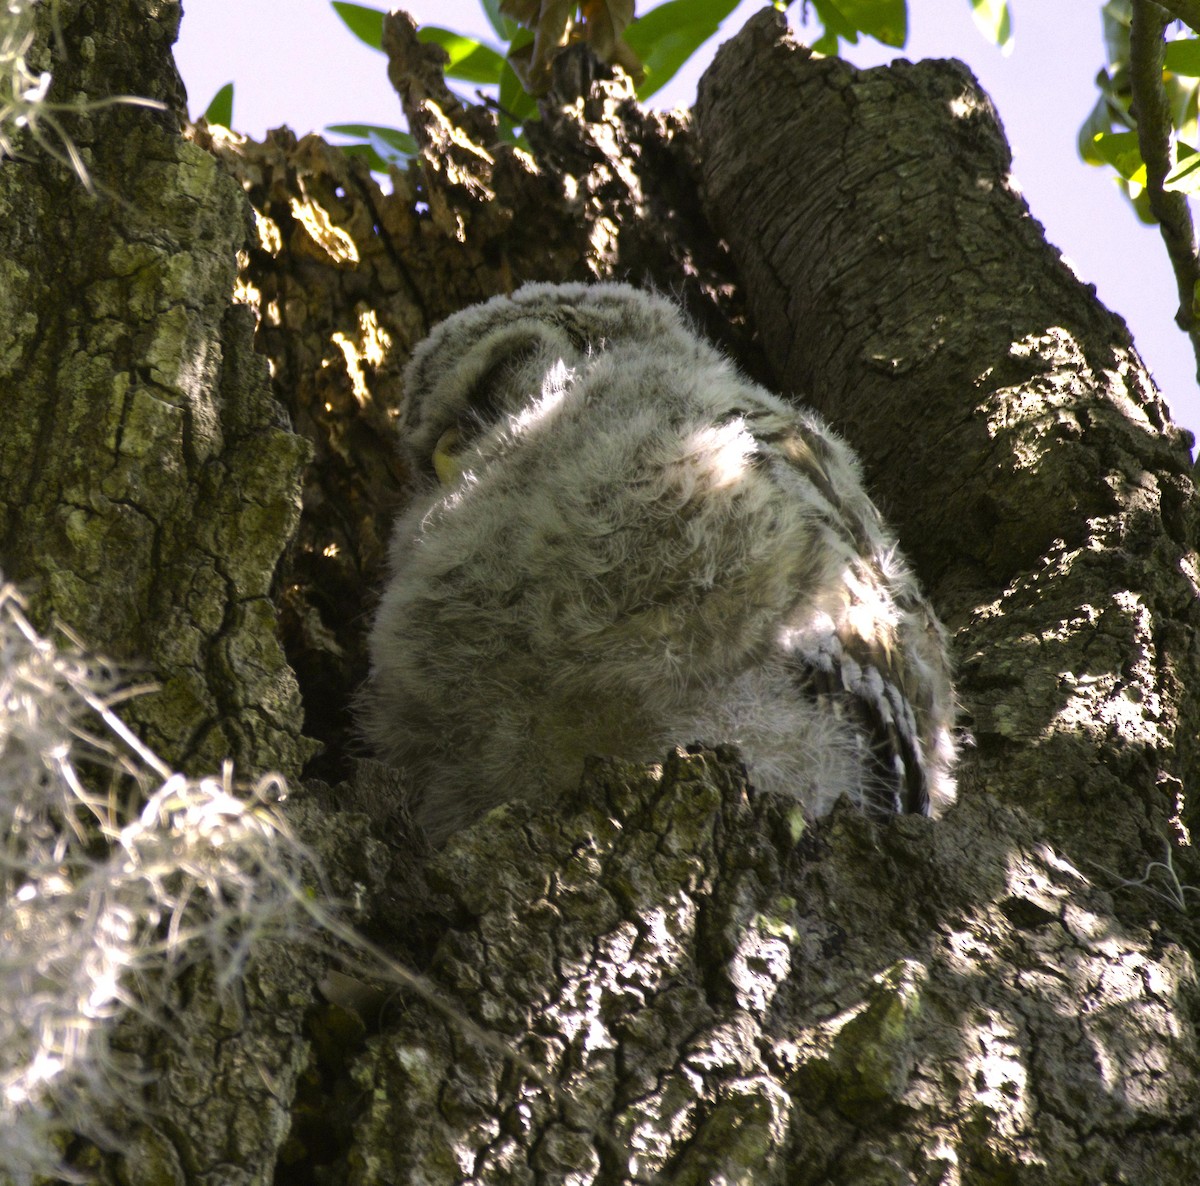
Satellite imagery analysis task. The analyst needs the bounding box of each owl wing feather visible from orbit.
[753,413,953,816]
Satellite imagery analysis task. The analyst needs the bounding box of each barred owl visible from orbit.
[363,283,956,845]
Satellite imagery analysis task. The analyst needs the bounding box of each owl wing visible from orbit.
[800,590,946,816]
[753,412,956,817]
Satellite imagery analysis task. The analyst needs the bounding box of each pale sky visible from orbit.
[174,0,1200,442]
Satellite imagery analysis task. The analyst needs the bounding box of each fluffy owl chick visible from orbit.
[363,282,956,845]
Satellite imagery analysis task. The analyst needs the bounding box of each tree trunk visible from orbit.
[4,3,1200,1184]
[0,0,311,780]
[695,13,1200,866]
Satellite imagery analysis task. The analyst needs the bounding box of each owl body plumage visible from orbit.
[364,283,955,844]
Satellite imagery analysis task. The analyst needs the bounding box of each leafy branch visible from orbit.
[1129,0,1200,379]
[324,1,1018,165]
[1081,0,1200,383]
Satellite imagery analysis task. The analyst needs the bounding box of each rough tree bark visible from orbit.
[3,2,1200,1184]
[0,0,310,779]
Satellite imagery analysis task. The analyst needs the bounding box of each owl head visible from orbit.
[399,282,697,479]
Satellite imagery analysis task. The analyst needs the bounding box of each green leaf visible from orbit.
[496,57,535,125]
[814,0,907,48]
[497,26,538,120]
[1090,129,1146,184]
[331,2,385,51]
[1101,0,1131,70]
[626,0,741,100]
[810,0,858,43]
[629,0,742,42]
[202,82,233,128]
[969,0,1012,55]
[811,28,842,55]
[1130,184,1155,225]
[418,27,507,85]
[327,122,416,151]
[1165,145,1200,193]
[337,142,394,173]
[1078,92,1116,163]
[326,122,417,168]
[480,0,520,42]
[1166,38,1200,78]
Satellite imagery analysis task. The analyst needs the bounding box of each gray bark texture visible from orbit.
[3,2,1200,1184]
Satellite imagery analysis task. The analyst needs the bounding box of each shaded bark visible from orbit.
[5,3,1200,1184]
